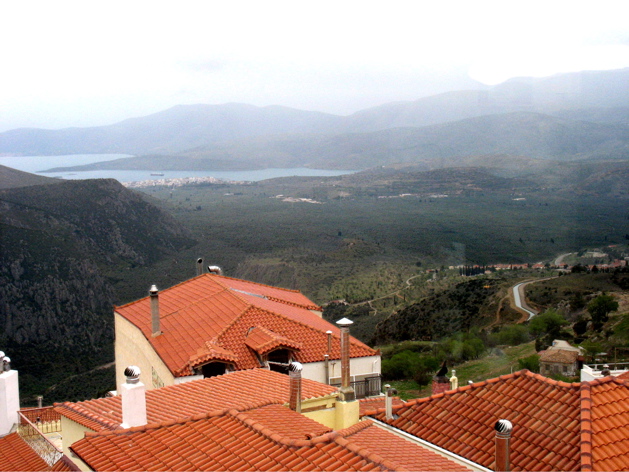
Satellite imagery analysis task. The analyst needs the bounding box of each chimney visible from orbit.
[196,258,203,276]
[208,265,223,276]
[325,330,332,385]
[0,353,19,436]
[450,369,458,390]
[149,285,160,337]
[288,362,303,413]
[384,384,398,420]
[336,318,355,402]
[120,366,147,428]
[494,419,513,472]
[334,318,360,430]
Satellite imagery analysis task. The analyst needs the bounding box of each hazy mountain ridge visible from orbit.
[2,68,628,160]
[60,111,629,172]
[0,165,63,189]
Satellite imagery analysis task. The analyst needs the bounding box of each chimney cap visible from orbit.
[149,285,158,295]
[288,362,303,372]
[336,317,353,326]
[326,330,333,334]
[124,366,141,384]
[495,419,513,434]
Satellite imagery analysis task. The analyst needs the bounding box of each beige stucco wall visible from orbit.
[60,416,95,471]
[115,312,174,390]
[302,355,381,385]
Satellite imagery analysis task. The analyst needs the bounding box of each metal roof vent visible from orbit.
[495,419,513,434]
[2,357,10,372]
[288,361,303,372]
[208,265,223,276]
[124,366,141,384]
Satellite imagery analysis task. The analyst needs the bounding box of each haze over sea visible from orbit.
[0,154,354,182]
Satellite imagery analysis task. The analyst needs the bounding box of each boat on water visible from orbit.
[150,173,165,176]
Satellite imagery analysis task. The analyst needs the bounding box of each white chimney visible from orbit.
[384,384,398,421]
[0,353,19,436]
[120,366,147,428]
[149,285,160,337]
[288,362,303,413]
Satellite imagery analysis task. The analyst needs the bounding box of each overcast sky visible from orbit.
[1,0,628,132]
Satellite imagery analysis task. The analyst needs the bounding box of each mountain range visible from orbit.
[1,68,628,172]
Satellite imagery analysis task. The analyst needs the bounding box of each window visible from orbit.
[201,362,227,378]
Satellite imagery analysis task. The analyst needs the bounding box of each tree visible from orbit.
[529,309,568,339]
[588,294,619,329]
[518,354,540,373]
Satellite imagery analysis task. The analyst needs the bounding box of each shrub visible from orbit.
[517,354,540,373]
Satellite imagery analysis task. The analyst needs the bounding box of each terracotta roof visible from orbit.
[358,396,405,416]
[344,420,470,471]
[70,405,471,471]
[539,349,579,364]
[369,370,629,472]
[116,274,376,376]
[0,432,49,471]
[587,376,629,471]
[244,326,302,356]
[615,370,629,381]
[55,368,338,432]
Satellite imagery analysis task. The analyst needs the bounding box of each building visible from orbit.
[365,369,629,471]
[538,339,583,377]
[114,273,381,393]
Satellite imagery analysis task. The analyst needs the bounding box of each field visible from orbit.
[133,175,625,307]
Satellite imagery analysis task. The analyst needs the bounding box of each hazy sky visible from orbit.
[1,0,628,131]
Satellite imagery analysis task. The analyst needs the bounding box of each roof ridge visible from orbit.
[230,406,342,448]
[579,382,594,472]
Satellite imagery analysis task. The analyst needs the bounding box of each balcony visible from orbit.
[331,375,381,399]
[581,362,629,381]
[17,407,62,468]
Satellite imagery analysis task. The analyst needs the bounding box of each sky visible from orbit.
[1,0,629,132]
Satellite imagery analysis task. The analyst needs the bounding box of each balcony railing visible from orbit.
[331,375,381,399]
[17,411,62,467]
[19,406,61,434]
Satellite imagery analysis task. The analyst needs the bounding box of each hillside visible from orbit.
[0,164,62,189]
[0,178,195,402]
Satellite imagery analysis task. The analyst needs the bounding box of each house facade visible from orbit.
[114,273,380,392]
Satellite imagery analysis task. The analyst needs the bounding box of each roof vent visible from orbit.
[495,419,512,472]
[288,361,303,372]
[495,419,513,434]
[124,366,141,384]
[208,265,223,276]
[2,357,10,372]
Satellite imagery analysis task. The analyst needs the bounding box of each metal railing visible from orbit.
[584,362,629,371]
[17,411,63,467]
[19,407,61,434]
[332,375,381,399]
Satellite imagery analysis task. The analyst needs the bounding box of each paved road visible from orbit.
[512,282,537,320]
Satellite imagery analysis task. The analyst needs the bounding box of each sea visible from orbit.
[0,154,355,183]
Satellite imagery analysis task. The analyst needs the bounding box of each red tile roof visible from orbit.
[70,405,471,471]
[0,432,49,471]
[587,376,629,471]
[344,420,470,471]
[116,274,376,376]
[55,368,339,432]
[369,370,629,472]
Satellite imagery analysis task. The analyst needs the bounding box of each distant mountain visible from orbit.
[0,104,343,156]
[1,68,628,159]
[59,111,629,171]
[0,164,62,189]
[0,178,195,401]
